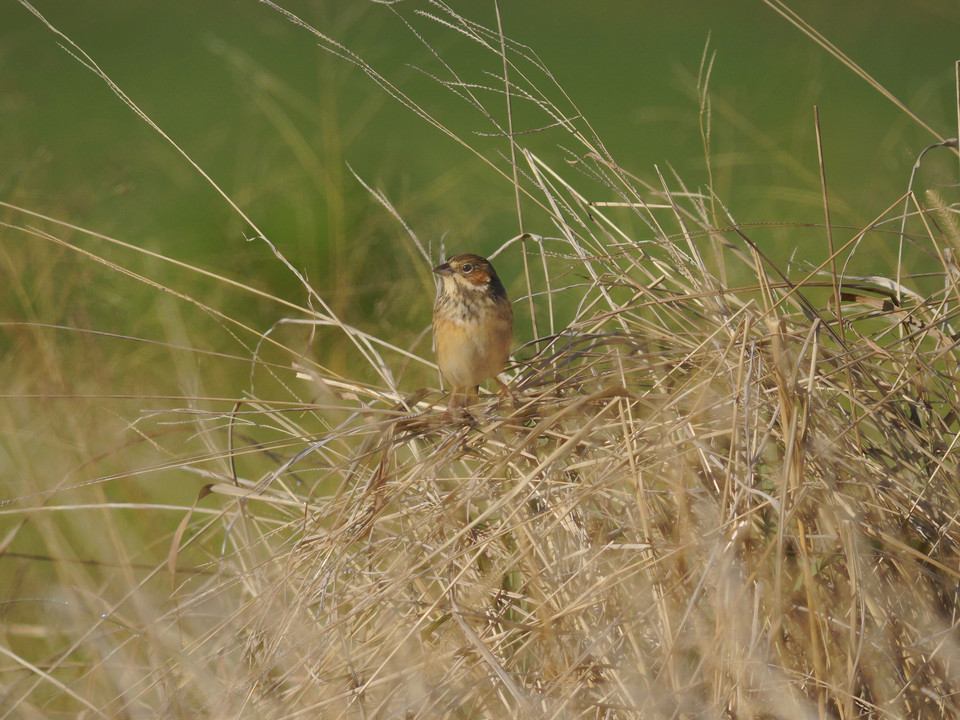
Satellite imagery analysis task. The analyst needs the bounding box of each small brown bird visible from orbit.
[432,253,513,410]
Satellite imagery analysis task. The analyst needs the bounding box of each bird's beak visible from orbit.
[433,261,453,276]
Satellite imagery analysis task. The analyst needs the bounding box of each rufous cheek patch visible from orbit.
[465,269,490,286]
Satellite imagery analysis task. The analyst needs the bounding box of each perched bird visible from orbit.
[432,253,513,410]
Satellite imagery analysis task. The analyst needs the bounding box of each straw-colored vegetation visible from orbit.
[3,2,960,719]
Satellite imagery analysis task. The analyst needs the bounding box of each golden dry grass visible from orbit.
[3,2,960,719]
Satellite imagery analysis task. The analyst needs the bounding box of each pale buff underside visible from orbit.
[434,307,513,391]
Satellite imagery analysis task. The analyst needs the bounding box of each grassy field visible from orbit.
[3,1,960,718]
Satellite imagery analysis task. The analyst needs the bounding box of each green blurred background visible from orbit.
[4,1,958,301]
[1,0,959,404]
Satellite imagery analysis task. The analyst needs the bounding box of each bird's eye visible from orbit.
[460,263,474,274]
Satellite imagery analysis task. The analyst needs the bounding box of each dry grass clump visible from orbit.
[167,191,960,720]
[4,3,960,719]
